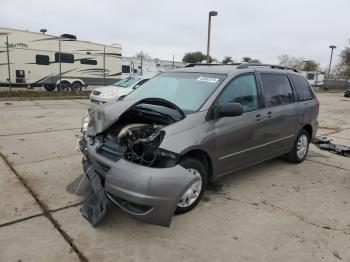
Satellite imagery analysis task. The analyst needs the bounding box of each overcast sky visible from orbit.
[0,0,349,68]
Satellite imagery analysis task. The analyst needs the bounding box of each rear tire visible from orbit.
[71,81,83,92]
[175,157,207,215]
[44,84,56,92]
[285,129,310,163]
[57,81,70,92]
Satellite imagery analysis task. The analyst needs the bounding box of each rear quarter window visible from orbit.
[289,74,314,101]
[260,73,295,107]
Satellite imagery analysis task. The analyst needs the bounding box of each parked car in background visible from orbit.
[89,76,150,103]
[79,63,319,227]
[344,88,350,97]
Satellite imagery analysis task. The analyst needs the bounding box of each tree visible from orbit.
[303,60,318,71]
[334,40,350,76]
[134,51,151,59]
[182,51,213,63]
[340,47,350,66]
[250,59,261,63]
[278,54,304,70]
[242,57,251,63]
[241,57,261,63]
[222,56,233,64]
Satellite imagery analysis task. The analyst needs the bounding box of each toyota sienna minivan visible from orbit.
[79,63,319,227]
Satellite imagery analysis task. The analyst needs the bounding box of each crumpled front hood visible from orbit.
[86,99,137,137]
[86,98,185,137]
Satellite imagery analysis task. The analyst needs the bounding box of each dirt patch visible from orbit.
[0,91,90,100]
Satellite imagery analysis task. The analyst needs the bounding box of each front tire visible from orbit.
[285,129,310,163]
[175,157,207,214]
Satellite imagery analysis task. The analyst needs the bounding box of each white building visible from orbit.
[122,57,186,78]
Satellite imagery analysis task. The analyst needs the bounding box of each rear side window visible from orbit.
[218,74,259,113]
[260,73,294,107]
[36,55,49,65]
[55,52,74,63]
[289,74,314,101]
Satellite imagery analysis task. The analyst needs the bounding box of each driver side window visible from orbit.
[218,74,259,113]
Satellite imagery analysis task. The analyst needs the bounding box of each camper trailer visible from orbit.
[302,71,325,88]
[0,27,122,91]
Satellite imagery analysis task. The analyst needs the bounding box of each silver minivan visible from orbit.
[79,63,319,227]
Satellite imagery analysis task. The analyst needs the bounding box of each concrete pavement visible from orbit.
[0,94,349,261]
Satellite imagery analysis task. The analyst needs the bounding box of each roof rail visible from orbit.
[237,63,299,72]
[185,63,241,67]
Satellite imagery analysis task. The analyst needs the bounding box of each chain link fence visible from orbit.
[324,75,350,90]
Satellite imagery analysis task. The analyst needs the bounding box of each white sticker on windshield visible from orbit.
[196,76,219,83]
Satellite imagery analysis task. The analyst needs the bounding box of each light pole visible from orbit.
[206,11,218,64]
[326,45,336,90]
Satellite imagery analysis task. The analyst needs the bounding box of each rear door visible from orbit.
[258,73,299,157]
[214,73,266,175]
[289,74,319,138]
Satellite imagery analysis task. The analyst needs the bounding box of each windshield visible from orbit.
[113,77,141,88]
[126,72,226,113]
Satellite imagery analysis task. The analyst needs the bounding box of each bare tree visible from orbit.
[278,54,304,70]
[134,51,151,59]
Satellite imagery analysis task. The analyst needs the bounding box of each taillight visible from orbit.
[315,97,320,107]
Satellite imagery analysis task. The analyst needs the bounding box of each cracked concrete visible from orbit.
[0,94,349,261]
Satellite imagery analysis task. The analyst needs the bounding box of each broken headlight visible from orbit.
[81,113,90,135]
[154,148,179,167]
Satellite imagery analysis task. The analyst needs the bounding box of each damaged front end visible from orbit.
[79,98,199,227]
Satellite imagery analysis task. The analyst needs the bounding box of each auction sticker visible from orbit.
[196,76,219,83]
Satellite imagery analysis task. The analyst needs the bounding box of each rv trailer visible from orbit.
[302,71,325,88]
[0,27,122,91]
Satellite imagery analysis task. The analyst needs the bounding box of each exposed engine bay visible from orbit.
[86,99,185,168]
[117,123,164,166]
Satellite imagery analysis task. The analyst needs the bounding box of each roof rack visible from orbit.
[185,62,241,67]
[184,62,300,72]
[236,63,299,72]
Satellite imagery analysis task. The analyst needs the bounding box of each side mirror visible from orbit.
[217,103,243,118]
[133,84,140,89]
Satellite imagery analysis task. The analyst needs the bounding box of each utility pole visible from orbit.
[326,45,336,90]
[206,11,218,64]
[140,55,143,76]
[58,40,62,92]
[103,46,106,86]
[172,54,175,69]
[6,36,12,91]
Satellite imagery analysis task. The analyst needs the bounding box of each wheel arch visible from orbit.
[302,124,313,140]
[180,149,213,183]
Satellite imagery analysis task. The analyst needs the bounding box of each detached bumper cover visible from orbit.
[83,143,199,227]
